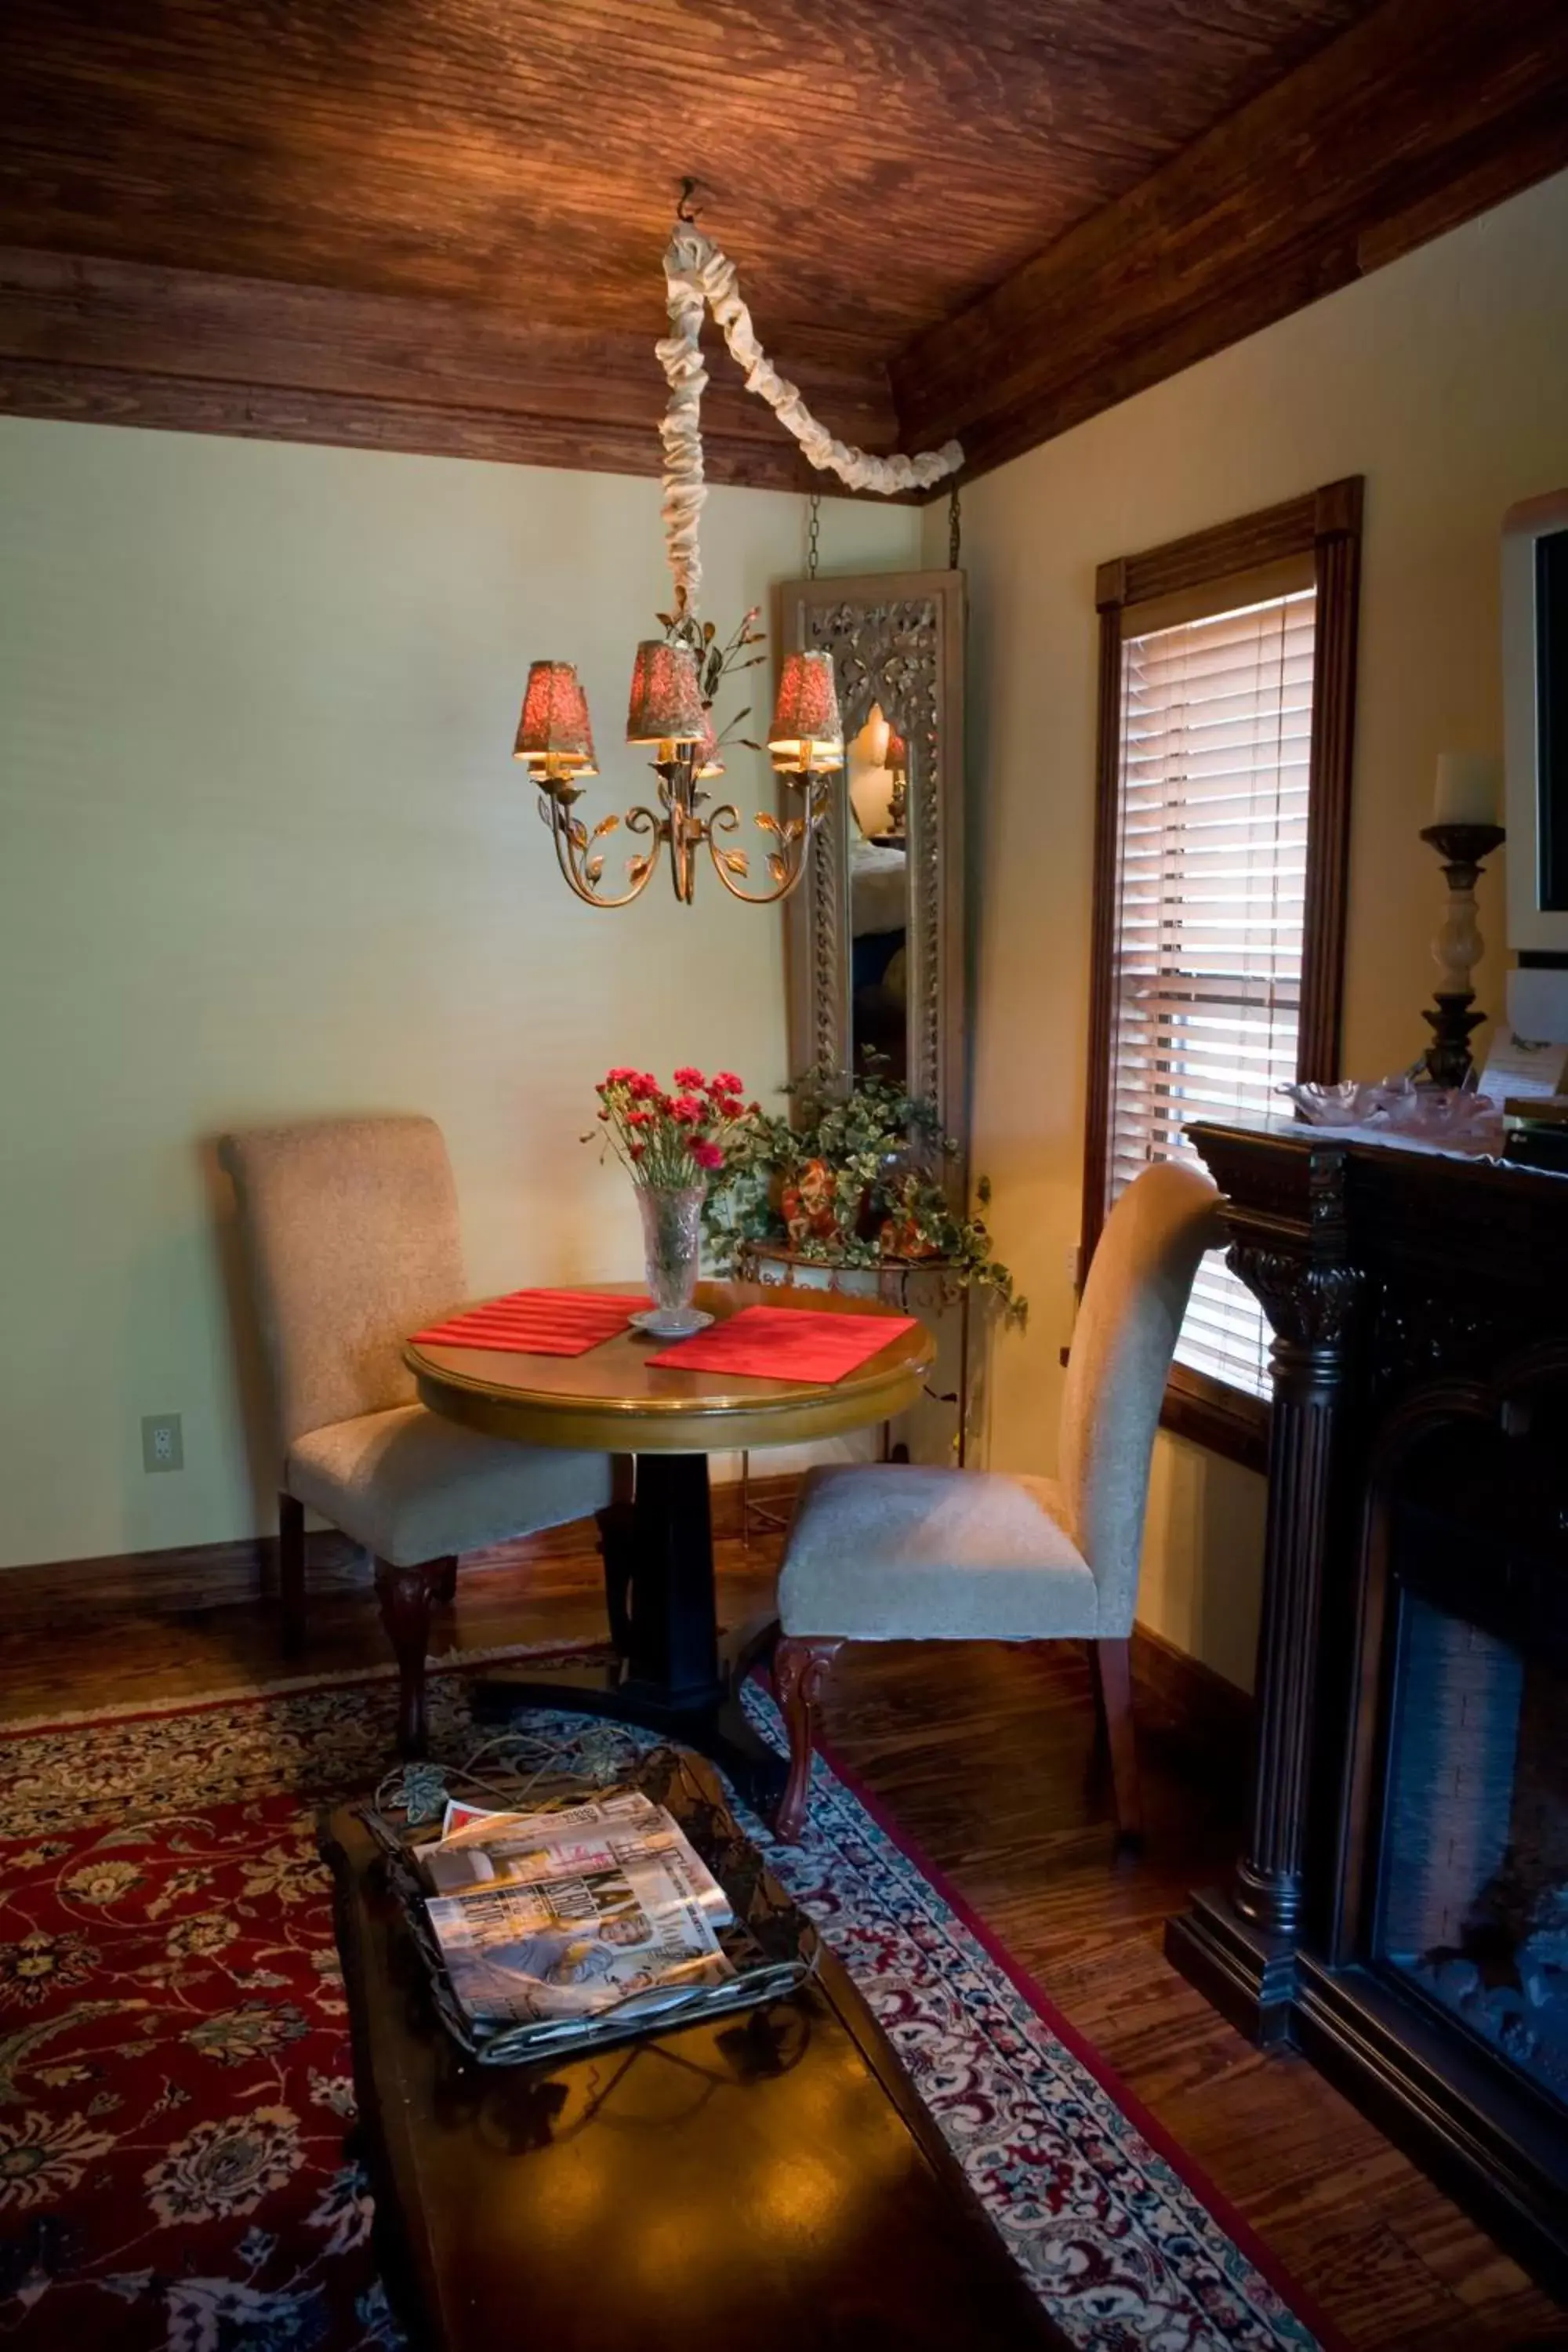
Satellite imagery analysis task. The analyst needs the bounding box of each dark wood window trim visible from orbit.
[1081,477,1363,1469]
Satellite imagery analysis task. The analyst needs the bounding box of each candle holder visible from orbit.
[1417,821,1505,1087]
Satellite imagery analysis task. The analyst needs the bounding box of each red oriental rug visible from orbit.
[0,1657,1338,2351]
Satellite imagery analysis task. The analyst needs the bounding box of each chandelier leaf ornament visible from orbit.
[514,183,964,910]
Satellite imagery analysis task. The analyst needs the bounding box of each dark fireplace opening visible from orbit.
[1380,1586,1568,2107]
[1337,1385,1568,2292]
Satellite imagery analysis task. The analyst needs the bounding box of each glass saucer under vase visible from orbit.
[629,1305,714,1340]
[633,1178,709,1338]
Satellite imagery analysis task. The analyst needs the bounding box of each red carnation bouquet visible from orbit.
[589,1065,757,1190]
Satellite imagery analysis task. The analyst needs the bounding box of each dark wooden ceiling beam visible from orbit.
[0,248,905,495]
[891,0,1568,484]
[0,0,1377,347]
[0,356,861,492]
[1,0,1561,495]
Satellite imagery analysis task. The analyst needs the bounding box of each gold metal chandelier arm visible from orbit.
[669,808,700,905]
[702,798,820,906]
[538,793,664,909]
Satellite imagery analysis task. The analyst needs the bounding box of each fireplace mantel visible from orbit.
[1166,1116,1568,2292]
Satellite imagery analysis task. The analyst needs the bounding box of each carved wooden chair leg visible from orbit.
[375,1559,441,1757]
[1089,1636,1143,1851]
[433,1556,459,1606]
[278,1491,307,1657]
[772,1637,843,1843]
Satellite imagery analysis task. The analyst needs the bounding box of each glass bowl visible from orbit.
[1276,1080,1388,1126]
[1380,1087,1502,1143]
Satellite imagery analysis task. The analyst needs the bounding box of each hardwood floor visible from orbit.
[4,1515,1564,2352]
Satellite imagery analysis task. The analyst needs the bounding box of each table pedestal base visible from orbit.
[470,1452,788,1816]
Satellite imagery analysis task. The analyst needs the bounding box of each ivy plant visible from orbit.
[702,1060,1026,1325]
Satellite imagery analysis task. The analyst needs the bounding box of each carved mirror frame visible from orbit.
[775,568,967,1162]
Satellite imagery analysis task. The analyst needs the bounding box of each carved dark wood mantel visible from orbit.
[1166,1116,1568,2294]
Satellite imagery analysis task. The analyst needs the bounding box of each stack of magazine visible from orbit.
[414,1788,747,2059]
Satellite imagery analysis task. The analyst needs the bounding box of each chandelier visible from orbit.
[513,187,963,910]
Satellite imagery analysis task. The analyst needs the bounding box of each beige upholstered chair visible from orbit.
[769,1160,1225,1842]
[220,1114,613,1753]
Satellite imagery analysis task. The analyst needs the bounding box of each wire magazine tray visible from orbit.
[358,1740,818,2068]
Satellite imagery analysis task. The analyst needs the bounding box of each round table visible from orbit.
[407,1279,933,1808]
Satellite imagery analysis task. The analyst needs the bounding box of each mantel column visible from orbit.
[1166,1130,1363,2041]
[1227,1237,1360,1936]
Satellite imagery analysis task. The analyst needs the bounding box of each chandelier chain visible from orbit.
[808,494,821,580]
[949,485,962,570]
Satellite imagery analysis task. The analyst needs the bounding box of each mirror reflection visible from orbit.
[847,702,911,1080]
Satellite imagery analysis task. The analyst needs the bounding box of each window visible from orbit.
[1084,482,1362,1465]
[1112,580,1315,1398]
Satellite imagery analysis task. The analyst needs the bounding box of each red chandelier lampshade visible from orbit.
[694,711,725,780]
[626,641,706,746]
[884,725,908,771]
[514,661,598,782]
[768,650,844,771]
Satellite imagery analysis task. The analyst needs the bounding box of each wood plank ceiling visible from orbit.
[1,0,1564,495]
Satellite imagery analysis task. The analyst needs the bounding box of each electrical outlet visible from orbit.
[142,1413,183,1473]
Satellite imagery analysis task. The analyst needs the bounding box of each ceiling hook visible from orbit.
[676,176,701,225]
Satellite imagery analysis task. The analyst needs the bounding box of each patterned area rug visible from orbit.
[0,1658,1334,2352]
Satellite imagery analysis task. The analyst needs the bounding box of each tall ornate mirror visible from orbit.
[776,569,967,1159]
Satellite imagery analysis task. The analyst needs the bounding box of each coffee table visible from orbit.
[321,1760,1066,2352]
[407,1279,934,1811]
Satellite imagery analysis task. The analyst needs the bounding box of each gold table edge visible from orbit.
[406,1341,935,1456]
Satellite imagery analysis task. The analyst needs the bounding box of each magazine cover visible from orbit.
[425,1842,733,2025]
[420,1792,733,1928]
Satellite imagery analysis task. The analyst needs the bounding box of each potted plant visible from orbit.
[701,1061,1026,1324]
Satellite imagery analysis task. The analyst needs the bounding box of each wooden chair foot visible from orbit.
[771,1636,843,1842]
[278,1491,307,1657]
[375,1559,440,1756]
[1089,1636,1142,1848]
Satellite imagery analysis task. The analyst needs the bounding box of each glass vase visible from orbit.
[635,1180,707,1338]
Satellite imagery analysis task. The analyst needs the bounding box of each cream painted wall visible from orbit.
[0,421,919,1568]
[927,168,1568,1691]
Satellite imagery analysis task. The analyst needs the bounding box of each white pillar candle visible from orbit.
[1433,750,1503,827]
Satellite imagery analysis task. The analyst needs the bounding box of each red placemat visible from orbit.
[412,1289,645,1357]
[645,1304,918,1383]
